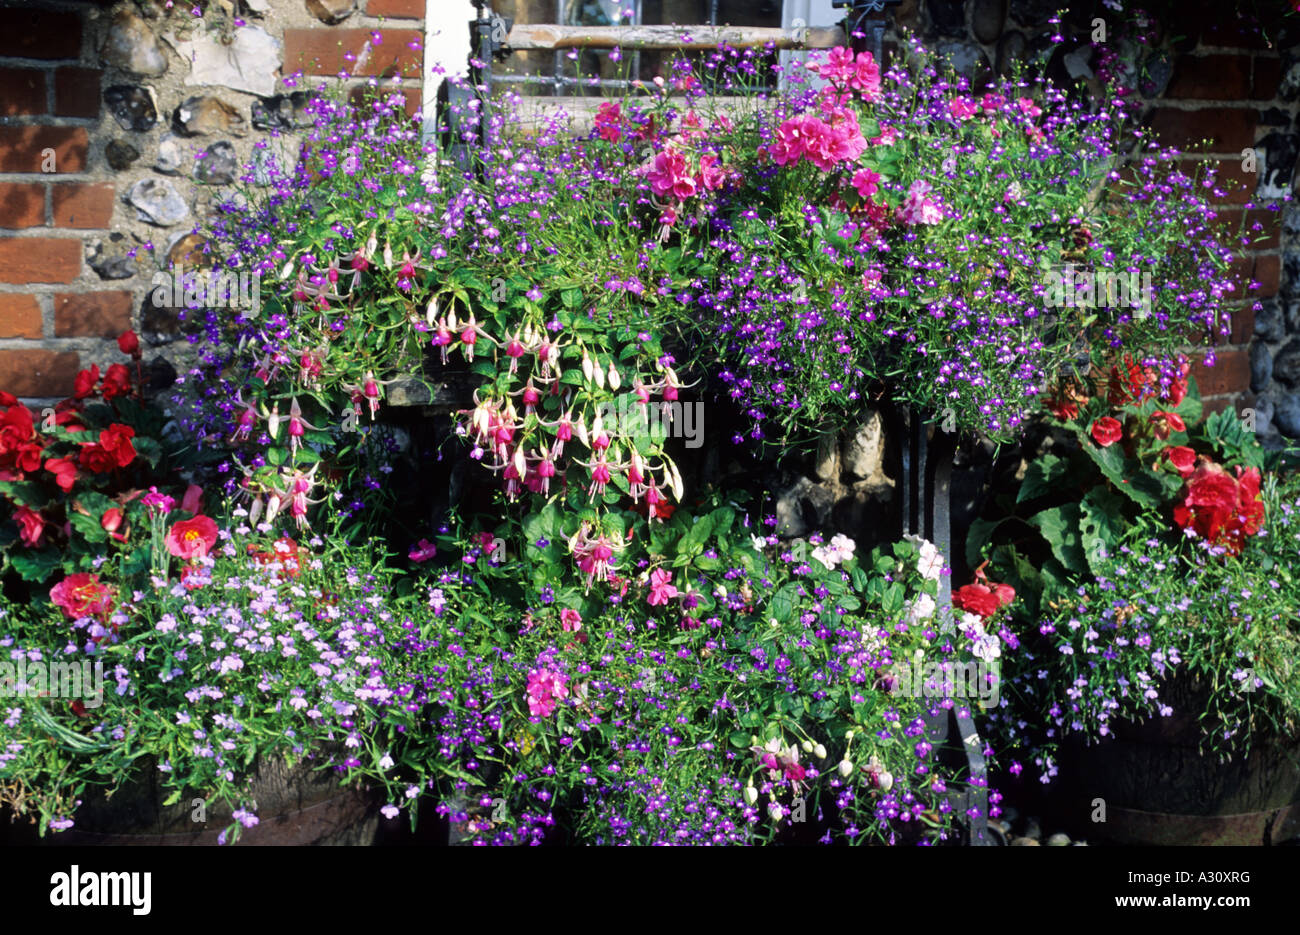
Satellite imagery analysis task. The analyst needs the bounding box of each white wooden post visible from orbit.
[422,0,476,143]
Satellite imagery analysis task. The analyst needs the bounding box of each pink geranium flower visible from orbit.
[408,538,437,562]
[525,668,568,718]
[559,608,583,632]
[897,179,945,225]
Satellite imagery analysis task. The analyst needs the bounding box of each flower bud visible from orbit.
[593,356,606,390]
[581,351,594,385]
[743,785,759,807]
[878,770,894,792]
[801,740,814,754]
[814,743,827,760]
[838,759,853,778]
[607,360,621,391]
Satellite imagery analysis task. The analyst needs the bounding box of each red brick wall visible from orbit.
[1144,5,1287,419]
[0,2,425,404]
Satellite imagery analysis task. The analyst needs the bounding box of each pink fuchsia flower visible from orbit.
[559,608,582,632]
[165,514,219,561]
[897,179,945,225]
[646,567,678,606]
[525,667,568,718]
[408,539,437,562]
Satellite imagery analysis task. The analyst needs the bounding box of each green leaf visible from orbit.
[1079,487,1127,576]
[10,550,62,583]
[1028,503,1087,576]
[1017,453,1068,504]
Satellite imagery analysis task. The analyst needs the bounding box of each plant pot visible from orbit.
[1054,676,1300,845]
[6,755,380,846]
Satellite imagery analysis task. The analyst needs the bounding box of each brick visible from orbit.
[1201,13,1270,50]
[54,291,132,338]
[366,0,424,18]
[0,183,47,229]
[0,9,81,60]
[348,84,422,120]
[1165,55,1250,101]
[0,126,89,173]
[1192,157,1254,205]
[0,349,80,398]
[1214,206,1281,250]
[1148,107,1257,154]
[54,68,102,118]
[0,68,46,116]
[1199,395,1243,418]
[0,237,81,284]
[52,182,114,229]
[1191,348,1250,398]
[1228,304,1255,345]
[1253,252,1279,297]
[284,28,423,78]
[0,294,42,339]
[1252,56,1281,100]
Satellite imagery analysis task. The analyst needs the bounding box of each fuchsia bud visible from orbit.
[461,327,477,345]
[506,339,526,358]
[663,384,679,401]
[522,383,540,407]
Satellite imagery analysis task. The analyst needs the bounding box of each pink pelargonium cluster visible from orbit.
[812,47,882,101]
[897,179,945,226]
[768,106,867,172]
[525,667,569,718]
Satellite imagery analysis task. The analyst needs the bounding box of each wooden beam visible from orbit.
[504,24,844,52]
[502,94,763,133]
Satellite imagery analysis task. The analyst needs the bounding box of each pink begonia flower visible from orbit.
[897,179,945,226]
[408,539,437,562]
[697,153,726,191]
[559,608,583,632]
[646,567,678,606]
[525,668,568,718]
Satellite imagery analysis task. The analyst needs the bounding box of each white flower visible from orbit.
[751,535,767,551]
[828,533,856,562]
[959,612,986,636]
[972,632,1002,663]
[904,534,944,581]
[904,593,936,624]
[811,546,837,569]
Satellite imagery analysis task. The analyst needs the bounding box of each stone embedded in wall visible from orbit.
[1272,338,1300,387]
[128,178,189,227]
[971,0,1008,45]
[175,96,247,137]
[1138,50,1173,98]
[195,139,241,183]
[104,84,158,132]
[156,134,185,175]
[166,232,211,269]
[813,431,839,482]
[927,0,967,39]
[1256,298,1284,342]
[101,9,169,77]
[252,92,313,131]
[842,411,885,480]
[1062,45,1094,80]
[775,476,837,538]
[1272,391,1300,438]
[1009,0,1056,28]
[1251,340,1273,393]
[306,0,358,26]
[170,25,283,98]
[936,41,988,81]
[105,139,141,170]
[1253,394,1275,436]
[995,31,1026,76]
[1255,129,1299,200]
[86,234,139,281]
